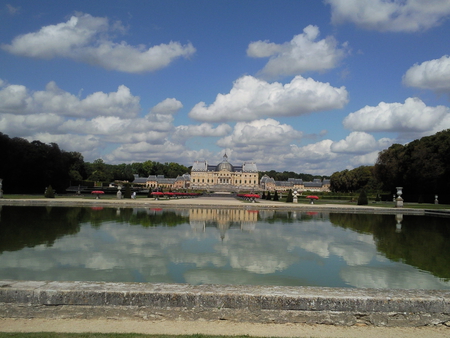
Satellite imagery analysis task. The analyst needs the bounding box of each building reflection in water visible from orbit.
[189,208,259,240]
[188,208,329,240]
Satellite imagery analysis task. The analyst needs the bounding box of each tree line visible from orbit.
[330,129,450,201]
[0,133,189,194]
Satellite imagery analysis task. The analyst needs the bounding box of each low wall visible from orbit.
[1,280,450,327]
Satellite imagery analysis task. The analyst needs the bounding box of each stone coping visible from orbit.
[1,280,449,327]
[0,197,428,215]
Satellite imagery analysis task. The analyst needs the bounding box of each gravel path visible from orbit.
[1,318,449,338]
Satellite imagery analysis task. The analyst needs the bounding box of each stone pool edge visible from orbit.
[1,280,450,327]
[0,198,429,215]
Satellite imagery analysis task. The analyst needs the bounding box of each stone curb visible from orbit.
[1,280,450,327]
[0,198,427,215]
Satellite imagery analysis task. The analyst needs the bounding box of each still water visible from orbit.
[0,206,449,289]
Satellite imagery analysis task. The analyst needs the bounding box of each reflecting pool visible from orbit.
[0,206,449,289]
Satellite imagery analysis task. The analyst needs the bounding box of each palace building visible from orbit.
[190,153,258,191]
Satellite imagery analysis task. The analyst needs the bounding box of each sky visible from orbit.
[1,0,450,176]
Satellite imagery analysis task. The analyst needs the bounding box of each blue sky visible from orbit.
[1,0,450,175]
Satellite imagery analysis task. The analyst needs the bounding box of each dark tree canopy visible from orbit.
[330,129,450,198]
[330,166,379,193]
[0,133,191,194]
[0,133,85,194]
[373,129,450,195]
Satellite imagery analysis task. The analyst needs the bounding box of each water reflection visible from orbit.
[0,206,449,289]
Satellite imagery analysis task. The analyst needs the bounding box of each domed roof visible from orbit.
[216,153,233,171]
[216,161,233,172]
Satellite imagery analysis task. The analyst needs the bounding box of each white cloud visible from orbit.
[343,97,450,134]
[247,25,347,78]
[0,83,29,113]
[189,75,348,122]
[0,113,64,137]
[350,151,381,167]
[217,119,303,148]
[1,13,196,73]
[173,123,232,143]
[149,98,183,115]
[403,55,450,94]
[330,131,393,154]
[142,98,183,132]
[104,140,187,163]
[289,140,337,163]
[0,80,188,163]
[0,80,141,118]
[29,133,101,153]
[326,0,450,32]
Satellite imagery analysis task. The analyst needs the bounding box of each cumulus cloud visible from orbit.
[189,75,348,122]
[331,132,393,154]
[104,140,187,163]
[142,98,183,132]
[326,0,450,32]
[149,98,183,115]
[0,113,64,137]
[403,55,450,94]
[0,79,194,163]
[173,123,232,143]
[247,25,347,78]
[0,80,141,118]
[1,13,196,73]
[289,140,337,163]
[343,97,450,134]
[350,151,381,167]
[29,133,101,153]
[217,119,303,148]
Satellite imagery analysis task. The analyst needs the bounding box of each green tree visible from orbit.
[124,184,132,198]
[88,159,112,182]
[273,190,279,201]
[357,190,368,205]
[286,189,293,203]
[44,185,55,198]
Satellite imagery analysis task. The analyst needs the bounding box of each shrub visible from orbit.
[357,190,368,205]
[44,185,55,198]
[266,191,272,200]
[286,189,293,203]
[124,184,132,198]
[273,190,279,201]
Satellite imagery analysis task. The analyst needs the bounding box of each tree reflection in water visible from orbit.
[0,206,449,288]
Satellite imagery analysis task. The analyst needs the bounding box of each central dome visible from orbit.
[216,153,233,171]
[216,161,233,172]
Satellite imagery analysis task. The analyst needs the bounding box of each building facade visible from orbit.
[260,175,330,192]
[190,154,258,191]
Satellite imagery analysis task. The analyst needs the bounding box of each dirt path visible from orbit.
[1,318,449,338]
